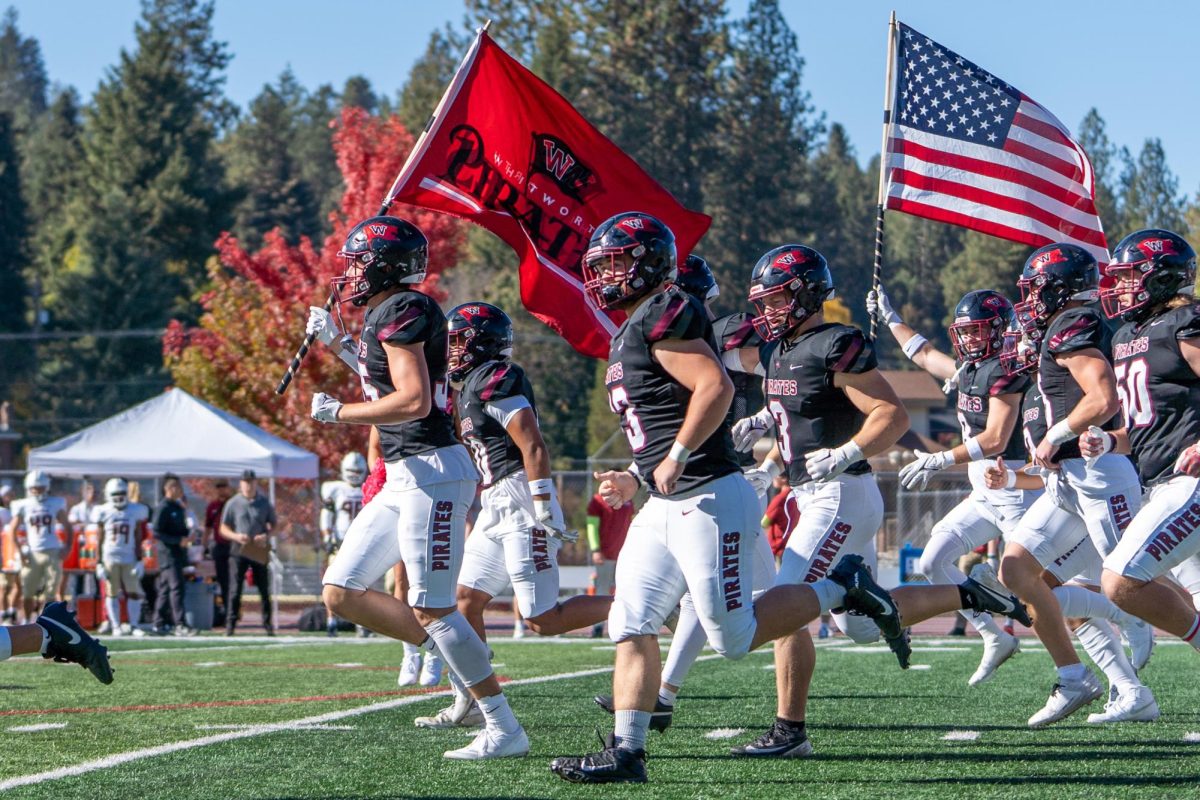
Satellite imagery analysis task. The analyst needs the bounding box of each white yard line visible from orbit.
[942,730,980,742]
[704,728,745,740]
[1184,732,1200,743]
[6,723,68,733]
[194,724,356,731]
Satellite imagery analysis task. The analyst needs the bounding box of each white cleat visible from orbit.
[1120,619,1155,673]
[444,726,530,760]
[419,654,444,686]
[398,653,422,687]
[1087,685,1160,724]
[109,624,125,638]
[968,632,1020,687]
[130,626,147,638]
[415,693,485,729]
[1028,669,1103,728]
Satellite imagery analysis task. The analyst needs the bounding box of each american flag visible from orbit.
[885,23,1108,263]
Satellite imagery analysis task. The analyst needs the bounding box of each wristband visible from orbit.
[626,463,645,490]
[839,439,865,464]
[1047,420,1077,447]
[668,441,692,463]
[964,436,985,462]
[533,498,552,520]
[1005,469,1017,489]
[527,478,555,498]
[901,334,928,360]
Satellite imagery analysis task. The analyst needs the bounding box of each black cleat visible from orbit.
[730,721,813,758]
[963,563,1033,627]
[593,694,673,732]
[550,744,647,784]
[829,554,911,669]
[36,602,114,685]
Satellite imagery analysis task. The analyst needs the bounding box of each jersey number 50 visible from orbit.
[1114,358,1153,429]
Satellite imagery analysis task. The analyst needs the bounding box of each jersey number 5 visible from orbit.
[1114,358,1153,429]
[607,385,647,451]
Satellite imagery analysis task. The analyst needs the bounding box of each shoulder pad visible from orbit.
[1046,307,1104,356]
[977,357,1030,397]
[1172,303,1200,340]
[471,360,526,403]
[715,312,763,352]
[373,291,440,346]
[822,325,877,374]
[641,289,708,344]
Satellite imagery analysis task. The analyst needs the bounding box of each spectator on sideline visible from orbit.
[0,484,15,623]
[761,473,791,561]
[66,480,97,613]
[220,470,276,636]
[151,474,192,636]
[204,479,234,627]
[585,491,634,638]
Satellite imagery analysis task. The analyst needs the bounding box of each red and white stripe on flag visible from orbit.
[384,30,711,359]
[884,23,1108,263]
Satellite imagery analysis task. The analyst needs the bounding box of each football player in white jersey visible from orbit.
[8,471,69,622]
[90,479,150,637]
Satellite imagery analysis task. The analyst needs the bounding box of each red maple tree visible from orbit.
[164,108,465,472]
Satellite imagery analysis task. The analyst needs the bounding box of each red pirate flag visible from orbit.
[384,30,711,358]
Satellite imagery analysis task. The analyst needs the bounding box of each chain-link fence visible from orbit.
[888,473,973,551]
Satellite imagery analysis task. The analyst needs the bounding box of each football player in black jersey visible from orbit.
[719,246,1028,758]
[306,216,527,760]
[551,214,938,784]
[997,242,1146,726]
[1090,229,1200,654]
[986,320,1158,724]
[869,287,1033,686]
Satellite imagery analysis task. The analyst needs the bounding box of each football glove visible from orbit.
[898,449,956,491]
[94,563,108,583]
[307,306,341,346]
[311,392,343,423]
[133,561,145,580]
[731,407,774,452]
[742,459,783,495]
[805,440,864,483]
[866,286,902,327]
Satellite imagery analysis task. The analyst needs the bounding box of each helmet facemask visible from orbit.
[949,317,1002,362]
[999,312,1040,376]
[583,246,650,310]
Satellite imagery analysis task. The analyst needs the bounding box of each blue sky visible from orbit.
[11,1,1200,199]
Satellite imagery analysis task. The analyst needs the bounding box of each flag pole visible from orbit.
[869,11,898,342]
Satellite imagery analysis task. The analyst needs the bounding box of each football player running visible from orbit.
[721,246,1029,759]
[984,319,1157,724]
[7,471,70,622]
[868,287,1032,686]
[996,243,1146,726]
[306,216,526,760]
[90,479,150,637]
[1095,230,1200,652]
[549,217,1021,784]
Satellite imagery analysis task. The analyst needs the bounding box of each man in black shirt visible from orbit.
[152,474,191,636]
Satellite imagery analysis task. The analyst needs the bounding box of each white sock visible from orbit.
[105,597,121,629]
[614,709,650,752]
[657,685,678,707]
[966,609,1003,641]
[661,596,704,688]
[1054,585,1120,622]
[127,599,142,628]
[810,579,847,613]
[422,612,492,687]
[0,627,10,660]
[1074,620,1140,694]
[1184,614,1200,651]
[476,692,519,733]
[403,641,421,658]
[1056,662,1087,683]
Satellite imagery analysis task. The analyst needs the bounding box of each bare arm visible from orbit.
[506,408,551,483]
[1060,350,1122,431]
[951,393,1021,463]
[337,342,432,425]
[219,522,246,546]
[885,319,958,381]
[832,369,910,457]
[651,338,734,494]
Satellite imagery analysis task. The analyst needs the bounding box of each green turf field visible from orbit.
[1,633,1199,798]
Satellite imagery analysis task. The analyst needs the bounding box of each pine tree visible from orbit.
[0,112,29,374]
[1076,108,1124,236]
[0,8,47,135]
[809,124,874,324]
[340,75,377,114]
[396,25,463,135]
[1120,138,1187,234]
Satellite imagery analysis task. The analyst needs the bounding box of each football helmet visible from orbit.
[446,302,514,382]
[24,470,50,498]
[582,212,677,310]
[1000,313,1040,376]
[1015,243,1099,330]
[747,245,834,341]
[333,216,429,307]
[673,254,719,304]
[948,290,1014,363]
[340,452,367,486]
[104,478,129,509]
[1100,228,1197,321]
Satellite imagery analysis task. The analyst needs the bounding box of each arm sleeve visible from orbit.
[586,517,601,552]
[485,395,533,428]
[824,327,878,374]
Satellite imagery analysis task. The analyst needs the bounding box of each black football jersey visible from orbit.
[714,312,766,468]
[1021,384,1046,458]
[358,290,458,461]
[1111,303,1200,485]
[760,323,878,486]
[1037,306,1117,463]
[605,287,739,496]
[456,360,538,488]
[955,356,1030,461]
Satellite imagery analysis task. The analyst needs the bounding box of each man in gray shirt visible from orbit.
[219,470,276,636]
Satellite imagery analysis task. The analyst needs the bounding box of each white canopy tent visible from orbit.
[28,389,319,493]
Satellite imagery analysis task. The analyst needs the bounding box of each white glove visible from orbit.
[898,449,956,491]
[307,306,341,346]
[133,561,145,580]
[805,441,865,483]
[1080,425,1114,464]
[311,392,343,423]
[533,497,577,543]
[95,562,108,583]
[742,459,783,495]
[732,408,775,453]
[866,286,902,327]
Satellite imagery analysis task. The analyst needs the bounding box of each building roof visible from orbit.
[880,369,946,404]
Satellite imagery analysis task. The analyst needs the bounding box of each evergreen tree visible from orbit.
[1076,108,1124,236]
[0,8,47,134]
[0,112,29,377]
[293,80,342,232]
[340,75,377,114]
[1120,138,1187,234]
[809,123,874,324]
[396,25,462,135]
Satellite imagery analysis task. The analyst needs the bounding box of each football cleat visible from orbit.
[968,631,1020,687]
[444,725,529,760]
[1120,618,1155,673]
[1028,669,1102,728]
[828,554,910,668]
[398,653,422,687]
[415,695,485,729]
[36,602,114,685]
[550,743,648,784]
[1086,685,1160,724]
[593,694,674,733]
[419,653,443,686]
[729,722,813,758]
[964,563,1032,627]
